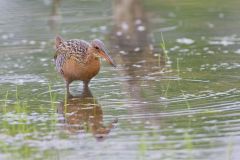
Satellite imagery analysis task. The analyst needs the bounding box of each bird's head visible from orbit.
[91,39,116,67]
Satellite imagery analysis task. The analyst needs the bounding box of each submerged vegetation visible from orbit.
[0,85,59,159]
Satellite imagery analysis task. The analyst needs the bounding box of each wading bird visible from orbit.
[54,36,116,96]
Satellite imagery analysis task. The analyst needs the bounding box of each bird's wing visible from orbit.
[54,39,90,74]
[67,39,89,55]
[55,39,89,58]
[66,40,90,63]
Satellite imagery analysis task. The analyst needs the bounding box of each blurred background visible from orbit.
[0,0,240,160]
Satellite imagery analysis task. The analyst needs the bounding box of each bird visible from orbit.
[54,35,116,96]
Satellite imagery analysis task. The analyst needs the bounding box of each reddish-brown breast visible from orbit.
[61,54,100,83]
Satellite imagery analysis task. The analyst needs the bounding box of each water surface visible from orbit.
[0,0,240,160]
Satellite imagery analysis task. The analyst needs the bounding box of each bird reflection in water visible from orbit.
[57,86,117,140]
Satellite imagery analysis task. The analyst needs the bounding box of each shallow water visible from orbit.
[0,0,240,160]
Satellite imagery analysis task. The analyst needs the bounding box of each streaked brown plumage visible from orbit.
[54,35,116,96]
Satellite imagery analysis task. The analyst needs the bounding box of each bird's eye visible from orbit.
[95,46,99,50]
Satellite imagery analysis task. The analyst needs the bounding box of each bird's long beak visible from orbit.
[99,48,116,67]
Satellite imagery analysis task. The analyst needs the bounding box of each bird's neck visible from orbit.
[85,46,99,63]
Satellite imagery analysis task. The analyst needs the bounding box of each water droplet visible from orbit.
[176,38,194,45]
[135,19,142,25]
[21,39,27,44]
[1,34,8,40]
[207,22,214,28]
[203,47,209,51]
[40,41,46,46]
[132,64,141,68]
[126,35,130,39]
[210,67,217,71]
[99,25,107,31]
[219,13,224,18]
[137,25,145,31]
[235,49,240,54]
[119,50,127,55]
[170,46,179,51]
[116,31,122,36]
[40,58,48,62]
[29,40,36,45]
[121,22,128,30]
[168,12,176,18]
[91,28,98,33]
[134,47,140,52]
[8,33,15,38]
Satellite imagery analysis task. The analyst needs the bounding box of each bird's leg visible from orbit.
[66,81,73,98]
[83,80,90,88]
